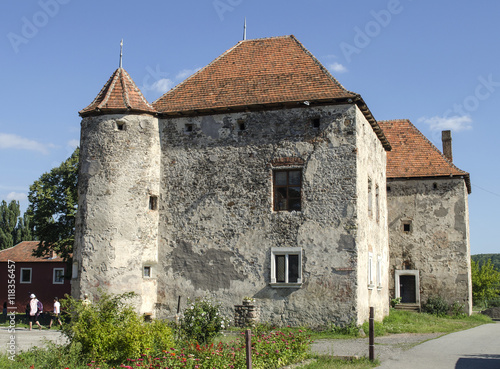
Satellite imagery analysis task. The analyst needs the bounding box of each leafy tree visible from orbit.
[27,148,79,261]
[471,259,500,307]
[472,254,500,271]
[0,200,33,250]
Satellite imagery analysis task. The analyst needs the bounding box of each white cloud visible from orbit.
[175,67,201,80]
[151,78,174,94]
[328,62,348,73]
[418,115,473,132]
[6,192,27,202]
[0,133,51,154]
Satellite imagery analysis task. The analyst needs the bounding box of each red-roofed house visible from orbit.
[379,119,472,314]
[0,241,71,313]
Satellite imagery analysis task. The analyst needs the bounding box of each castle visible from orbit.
[71,35,472,326]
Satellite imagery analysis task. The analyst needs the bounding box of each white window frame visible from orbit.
[20,268,32,284]
[53,268,65,284]
[377,255,383,290]
[368,252,374,289]
[270,247,302,288]
[72,261,78,279]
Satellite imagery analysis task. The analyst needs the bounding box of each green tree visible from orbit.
[471,259,500,307]
[0,200,20,250]
[0,199,32,249]
[27,148,79,261]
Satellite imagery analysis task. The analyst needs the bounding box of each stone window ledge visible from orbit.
[269,283,302,289]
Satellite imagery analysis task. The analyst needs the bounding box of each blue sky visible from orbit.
[1,0,499,254]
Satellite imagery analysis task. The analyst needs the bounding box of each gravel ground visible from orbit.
[311,332,443,362]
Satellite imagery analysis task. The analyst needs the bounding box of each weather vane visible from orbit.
[119,39,123,68]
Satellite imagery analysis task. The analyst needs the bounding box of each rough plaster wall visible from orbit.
[157,105,362,326]
[387,178,472,314]
[73,114,161,315]
[354,108,389,323]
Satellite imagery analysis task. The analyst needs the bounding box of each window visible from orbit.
[143,266,152,278]
[368,179,372,218]
[375,185,380,223]
[149,195,158,210]
[20,268,32,284]
[368,253,374,289]
[53,268,65,284]
[237,120,246,131]
[311,117,320,128]
[72,262,79,279]
[377,256,381,286]
[185,123,193,132]
[402,220,412,233]
[273,170,302,211]
[270,247,302,287]
[116,122,125,131]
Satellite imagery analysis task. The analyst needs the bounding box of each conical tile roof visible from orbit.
[79,68,155,117]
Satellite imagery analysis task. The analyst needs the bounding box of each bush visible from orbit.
[179,296,227,344]
[422,296,449,316]
[61,291,175,365]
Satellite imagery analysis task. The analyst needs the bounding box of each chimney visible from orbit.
[442,130,453,162]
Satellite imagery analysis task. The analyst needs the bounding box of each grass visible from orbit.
[297,355,379,369]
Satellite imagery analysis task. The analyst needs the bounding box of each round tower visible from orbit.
[72,67,160,316]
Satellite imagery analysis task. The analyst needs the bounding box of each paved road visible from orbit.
[1,326,68,357]
[377,322,500,369]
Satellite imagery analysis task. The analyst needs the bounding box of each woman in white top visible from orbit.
[49,297,62,328]
[28,294,42,331]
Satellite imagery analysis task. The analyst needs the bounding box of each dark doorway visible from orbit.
[399,275,416,303]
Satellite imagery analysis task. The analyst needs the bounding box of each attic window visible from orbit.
[402,221,412,233]
[149,195,158,210]
[185,124,194,132]
[116,122,125,131]
[311,118,320,128]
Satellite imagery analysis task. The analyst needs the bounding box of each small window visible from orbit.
[143,266,152,278]
[368,179,373,218]
[20,268,32,284]
[433,183,438,190]
[149,195,158,210]
[53,268,65,284]
[368,252,374,289]
[375,185,380,223]
[116,122,125,131]
[311,118,320,128]
[270,247,302,287]
[72,262,79,279]
[377,255,383,289]
[387,186,391,192]
[185,124,194,132]
[402,221,412,233]
[238,120,246,131]
[273,170,302,211]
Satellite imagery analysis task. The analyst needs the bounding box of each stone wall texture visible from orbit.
[73,104,390,326]
[387,177,472,314]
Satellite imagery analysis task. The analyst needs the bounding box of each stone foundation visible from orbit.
[234,302,258,327]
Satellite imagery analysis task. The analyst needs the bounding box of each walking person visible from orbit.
[28,294,42,331]
[49,297,62,328]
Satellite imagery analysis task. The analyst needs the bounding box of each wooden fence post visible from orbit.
[369,307,374,361]
[246,329,252,369]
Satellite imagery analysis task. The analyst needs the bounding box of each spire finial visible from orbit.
[119,39,123,68]
[243,18,246,40]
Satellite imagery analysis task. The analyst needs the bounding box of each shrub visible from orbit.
[61,291,175,365]
[329,321,360,337]
[422,295,449,316]
[179,296,228,344]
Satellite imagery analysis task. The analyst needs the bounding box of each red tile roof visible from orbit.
[153,35,390,150]
[79,68,155,117]
[379,119,471,193]
[0,241,65,262]
[154,35,357,113]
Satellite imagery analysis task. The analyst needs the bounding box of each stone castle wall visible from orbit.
[73,113,161,315]
[155,104,378,326]
[387,177,472,314]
